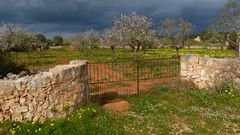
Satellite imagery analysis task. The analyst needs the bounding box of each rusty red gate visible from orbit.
[87,58,180,100]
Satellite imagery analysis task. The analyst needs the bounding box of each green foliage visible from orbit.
[13,47,235,70]
[188,89,213,106]
[157,78,196,92]
[36,34,47,43]
[0,51,26,77]
[200,30,213,41]
[123,72,136,79]
[214,80,239,97]
[52,36,63,45]
[0,104,124,135]
[0,89,240,134]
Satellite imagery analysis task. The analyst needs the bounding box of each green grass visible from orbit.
[12,46,235,70]
[1,88,240,135]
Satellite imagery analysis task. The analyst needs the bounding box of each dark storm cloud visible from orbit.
[0,0,228,37]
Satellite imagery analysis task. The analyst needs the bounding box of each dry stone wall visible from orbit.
[180,54,240,88]
[0,60,88,122]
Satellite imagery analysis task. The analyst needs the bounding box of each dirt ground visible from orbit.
[88,62,176,99]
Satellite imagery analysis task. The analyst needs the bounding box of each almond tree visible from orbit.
[68,33,87,51]
[68,29,100,52]
[218,0,240,58]
[84,29,100,49]
[103,27,123,62]
[0,23,16,51]
[0,23,41,52]
[114,12,155,60]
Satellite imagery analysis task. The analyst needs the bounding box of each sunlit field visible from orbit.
[12,46,235,71]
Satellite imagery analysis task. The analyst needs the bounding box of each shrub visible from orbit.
[163,77,196,92]
[52,36,63,46]
[214,80,239,97]
[0,51,26,78]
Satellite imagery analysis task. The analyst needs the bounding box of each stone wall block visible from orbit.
[2,102,9,111]
[0,60,88,122]
[28,73,51,88]
[180,54,240,88]
[181,63,187,71]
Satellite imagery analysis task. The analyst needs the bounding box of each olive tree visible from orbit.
[218,0,240,58]
[160,18,194,56]
[208,20,226,50]
[114,12,155,60]
[52,36,63,45]
[177,19,195,52]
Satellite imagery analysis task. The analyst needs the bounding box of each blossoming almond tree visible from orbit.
[103,27,123,62]
[0,23,16,51]
[114,12,155,60]
[68,29,100,53]
[0,23,41,52]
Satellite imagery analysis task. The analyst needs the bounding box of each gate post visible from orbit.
[86,61,90,102]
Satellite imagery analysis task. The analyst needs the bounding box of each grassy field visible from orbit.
[1,87,240,135]
[12,46,235,71]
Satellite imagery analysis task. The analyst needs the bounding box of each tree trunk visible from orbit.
[111,46,116,70]
[176,47,179,57]
[111,46,115,62]
[143,46,146,54]
[134,48,138,62]
[137,45,140,51]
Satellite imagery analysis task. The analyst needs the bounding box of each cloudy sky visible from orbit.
[0,0,228,38]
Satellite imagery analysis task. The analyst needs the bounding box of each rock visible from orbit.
[102,99,129,112]
[20,106,28,113]
[25,112,33,121]
[180,71,187,77]
[3,112,11,120]
[2,103,9,111]
[29,103,34,112]
[10,104,21,114]
[0,60,88,122]
[12,114,22,122]
[17,71,28,78]
[7,73,17,80]
[20,97,26,105]
[46,111,54,119]
[0,112,3,121]
[33,114,41,122]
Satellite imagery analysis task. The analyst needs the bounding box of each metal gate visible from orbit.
[87,57,180,100]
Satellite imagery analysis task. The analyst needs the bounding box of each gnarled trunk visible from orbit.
[176,47,180,57]
[111,45,115,62]
[134,48,138,62]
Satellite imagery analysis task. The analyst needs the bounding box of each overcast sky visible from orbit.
[0,0,228,38]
